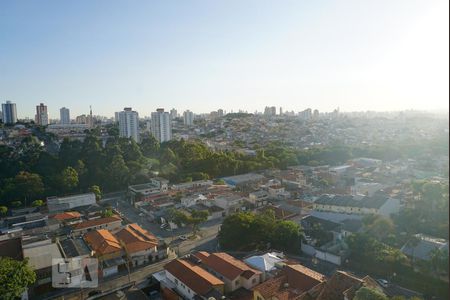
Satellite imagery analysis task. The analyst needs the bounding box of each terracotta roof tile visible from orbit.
[316,271,364,300]
[72,215,122,230]
[285,264,326,291]
[165,259,224,296]
[115,223,158,253]
[193,252,261,281]
[51,211,81,220]
[252,265,325,300]
[84,229,122,255]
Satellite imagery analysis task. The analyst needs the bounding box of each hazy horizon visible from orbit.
[1,0,448,119]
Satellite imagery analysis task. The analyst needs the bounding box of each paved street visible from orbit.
[101,196,222,244]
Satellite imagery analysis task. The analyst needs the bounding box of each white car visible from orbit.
[179,235,187,241]
[160,223,168,229]
[377,279,389,287]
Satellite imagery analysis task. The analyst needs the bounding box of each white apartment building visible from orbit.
[183,110,194,126]
[119,107,140,142]
[151,108,172,143]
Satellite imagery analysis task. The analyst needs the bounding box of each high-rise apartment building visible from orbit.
[170,108,178,120]
[183,110,194,126]
[264,106,277,116]
[218,109,224,117]
[151,108,172,143]
[119,107,140,142]
[1,101,17,124]
[35,103,49,126]
[60,107,70,124]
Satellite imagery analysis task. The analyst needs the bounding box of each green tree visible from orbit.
[272,220,302,253]
[89,185,102,201]
[0,206,7,216]
[102,209,113,217]
[365,216,395,242]
[11,171,44,206]
[189,210,209,235]
[31,199,45,207]
[353,287,388,300]
[140,134,160,157]
[60,166,79,193]
[0,257,36,300]
[167,208,189,228]
[10,201,22,208]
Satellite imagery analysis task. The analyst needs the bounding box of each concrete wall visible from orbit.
[301,244,342,265]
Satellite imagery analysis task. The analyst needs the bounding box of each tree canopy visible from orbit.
[0,257,36,300]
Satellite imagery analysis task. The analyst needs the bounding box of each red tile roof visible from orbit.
[193,252,261,281]
[72,215,121,230]
[316,271,363,300]
[51,211,81,220]
[285,265,326,291]
[84,229,122,255]
[252,265,325,300]
[114,223,158,253]
[165,259,224,296]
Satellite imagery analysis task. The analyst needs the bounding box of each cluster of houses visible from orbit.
[0,192,170,298]
[153,250,390,300]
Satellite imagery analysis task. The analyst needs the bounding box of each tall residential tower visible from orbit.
[1,101,17,124]
[35,103,49,126]
[151,108,172,143]
[119,107,140,142]
[60,107,70,124]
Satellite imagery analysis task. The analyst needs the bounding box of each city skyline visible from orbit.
[0,0,448,118]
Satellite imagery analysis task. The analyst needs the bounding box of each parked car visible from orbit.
[377,279,389,287]
[179,235,187,241]
[160,223,168,229]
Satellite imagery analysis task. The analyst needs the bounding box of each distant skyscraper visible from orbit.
[313,109,319,118]
[115,112,120,122]
[1,101,17,124]
[151,108,172,143]
[299,108,312,119]
[119,107,140,142]
[170,108,178,120]
[87,105,94,128]
[60,107,70,124]
[264,106,277,116]
[35,103,49,126]
[279,107,283,115]
[217,109,224,117]
[183,110,194,126]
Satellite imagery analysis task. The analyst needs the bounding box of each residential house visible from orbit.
[192,251,262,293]
[163,258,225,300]
[71,215,122,236]
[252,264,326,300]
[244,252,286,281]
[84,229,125,277]
[171,180,213,191]
[128,178,169,205]
[214,193,246,215]
[401,234,449,262]
[23,239,64,295]
[114,223,159,266]
[314,271,383,300]
[313,193,400,217]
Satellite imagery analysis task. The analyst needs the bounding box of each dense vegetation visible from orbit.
[218,210,303,253]
[0,257,36,300]
[0,122,448,209]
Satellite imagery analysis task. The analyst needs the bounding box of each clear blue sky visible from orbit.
[0,0,448,119]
